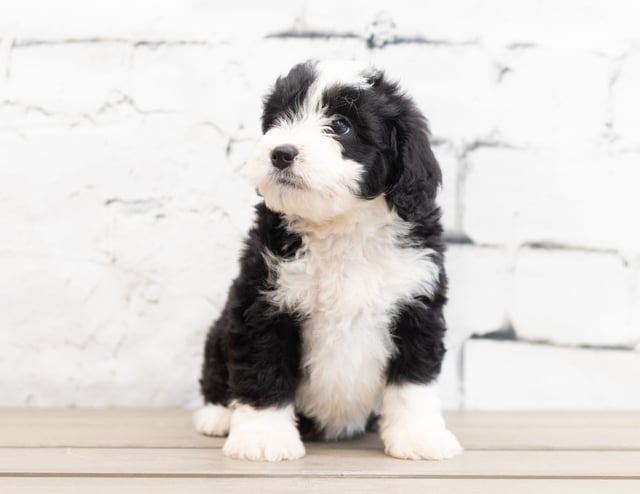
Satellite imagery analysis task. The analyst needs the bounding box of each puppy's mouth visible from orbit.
[272,170,305,189]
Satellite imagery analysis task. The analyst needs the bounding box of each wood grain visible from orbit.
[1,448,640,478]
[1,409,639,450]
[2,478,640,494]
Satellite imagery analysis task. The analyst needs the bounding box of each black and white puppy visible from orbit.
[195,60,462,461]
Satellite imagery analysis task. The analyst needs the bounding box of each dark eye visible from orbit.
[329,117,350,136]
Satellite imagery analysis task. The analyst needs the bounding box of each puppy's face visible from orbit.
[247,60,401,223]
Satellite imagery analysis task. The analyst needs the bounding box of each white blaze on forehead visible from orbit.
[314,60,373,90]
[305,60,374,112]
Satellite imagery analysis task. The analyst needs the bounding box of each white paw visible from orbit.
[223,427,306,462]
[193,404,232,437]
[222,404,305,461]
[383,426,463,460]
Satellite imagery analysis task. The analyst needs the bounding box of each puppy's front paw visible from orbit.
[193,404,231,437]
[222,426,306,461]
[222,404,305,461]
[383,426,463,460]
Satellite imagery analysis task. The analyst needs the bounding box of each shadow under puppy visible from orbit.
[195,60,462,461]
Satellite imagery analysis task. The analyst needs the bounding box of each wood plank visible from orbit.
[447,411,640,428]
[0,408,204,448]
[1,448,639,478]
[2,478,640,494]
[1,409,639,451]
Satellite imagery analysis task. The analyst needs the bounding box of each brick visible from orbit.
[4,2,640,52]
[612,54,640,148]
[4,1,639,51]
[0,36,7,100]
[632,265,640,350]
[131,38,368,136]
[511,248,638,347]
[438,338,463,409]
[0,1,302,42]
[433,142,459,232]
[464,339,640,410]
[0,113,254,247]
[372,45,607,151]
[462,147,640,255]
[7,43,131,114]
[130,43,232,125]
[372,44,497,144]
[302,1,640,51]
[491,47,610,148]
[445,245,509,340]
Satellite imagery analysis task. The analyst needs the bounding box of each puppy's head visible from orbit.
[247,60,441,223]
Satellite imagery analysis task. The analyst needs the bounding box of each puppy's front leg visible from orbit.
[380,382,461,460]
[380,297,462,460]
[223,297,305,461]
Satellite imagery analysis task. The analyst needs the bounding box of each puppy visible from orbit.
[194,60,462,462]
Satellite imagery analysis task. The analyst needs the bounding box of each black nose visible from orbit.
[270,145,298,170]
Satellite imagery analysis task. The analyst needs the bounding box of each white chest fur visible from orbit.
[266,199,440,439]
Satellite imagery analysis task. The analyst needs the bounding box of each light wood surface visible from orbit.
[2,448,640,477]
[1,409,639,493]
[3,478,640,494]
[3,409,640,450]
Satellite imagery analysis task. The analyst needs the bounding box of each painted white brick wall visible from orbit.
[445,245,509,339]
[512,248,638,348]
[462,148,640,255]
[1,1,639,409]
[464,340,640,410]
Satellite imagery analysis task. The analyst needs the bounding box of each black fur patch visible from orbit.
[262,61,316,133]
[199,203,303,408]
[321,83,397,199]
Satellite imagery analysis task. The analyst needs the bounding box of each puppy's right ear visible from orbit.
[384,98,441,222]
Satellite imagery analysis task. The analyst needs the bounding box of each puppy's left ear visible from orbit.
[385,101,442,221]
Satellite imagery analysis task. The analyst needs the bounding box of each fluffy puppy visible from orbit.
[194,60,462,462]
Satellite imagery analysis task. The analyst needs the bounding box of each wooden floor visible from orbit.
[1,409,640,493]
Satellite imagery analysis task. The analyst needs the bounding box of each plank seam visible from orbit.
[1,473,640,480]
